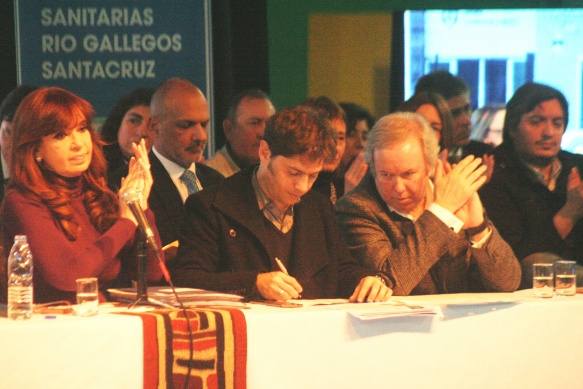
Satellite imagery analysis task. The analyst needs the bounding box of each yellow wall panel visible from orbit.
[308,14,392,118]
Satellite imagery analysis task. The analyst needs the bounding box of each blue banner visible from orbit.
[15,0,212,118]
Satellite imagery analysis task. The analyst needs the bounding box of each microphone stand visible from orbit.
[122,196,195,389]
[127,231,174,309]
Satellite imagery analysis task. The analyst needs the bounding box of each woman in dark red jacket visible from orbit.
[1,87,164,304]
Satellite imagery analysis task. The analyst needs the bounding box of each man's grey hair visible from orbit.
[364,111,439,177]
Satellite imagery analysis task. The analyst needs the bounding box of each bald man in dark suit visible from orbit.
[109,78,223,254]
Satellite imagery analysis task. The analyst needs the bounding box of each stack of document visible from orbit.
[395,292,525,306]
[347,301,441,321]
[108,287,245,308]
[248,298,442,318]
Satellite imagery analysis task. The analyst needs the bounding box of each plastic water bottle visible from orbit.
[7,235,33,320]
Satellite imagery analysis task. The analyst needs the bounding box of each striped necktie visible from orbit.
[180,169,200,195]
[330,182,337,204]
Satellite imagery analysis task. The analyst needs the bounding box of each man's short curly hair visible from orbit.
[263,105,337,163]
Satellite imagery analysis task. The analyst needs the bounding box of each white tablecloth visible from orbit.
[2,291,582,389]
[243,291,583,389]
[0,311,143,389]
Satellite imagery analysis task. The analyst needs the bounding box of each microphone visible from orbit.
[121,188,161,254]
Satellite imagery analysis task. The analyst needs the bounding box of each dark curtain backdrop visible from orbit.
[212,0,270,150]
[0,2,17,103]
[0,1,270,151]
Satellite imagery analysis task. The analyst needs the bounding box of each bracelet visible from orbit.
[375,275,387,285]
[465,214,490,237]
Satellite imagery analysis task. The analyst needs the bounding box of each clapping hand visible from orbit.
[344,152,369,193]
[563,167,583,219]
[482,154,495,183]
[118,139,153,224]
[433,155,487,216]
[455,192,486,231]
[554,167,583,239]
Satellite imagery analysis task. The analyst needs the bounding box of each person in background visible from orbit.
[101,87,155,175]
[207,89,275,177]
[0,85,39,201]
[171,105,392,302]
[338,102,375,194]
[303,96,347,203]
[336,112,521,295]
[0,87,164,304]
[395,91,456,153]
[480,82,583,288]
[415,70,493,162]
[470,105,506,147]
[109,78,223,255]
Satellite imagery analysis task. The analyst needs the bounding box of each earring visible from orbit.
[35,156,42,163]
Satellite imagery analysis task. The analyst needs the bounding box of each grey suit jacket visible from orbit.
[335,174,521,296]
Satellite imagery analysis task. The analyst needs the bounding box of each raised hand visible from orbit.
[130,139,153,210]
[438,148,449,165]
[344,152,369,193]
[433,155,487,214]
[563,167,583,219]
[482,154,495,183]
[118,139,153,224]
[554,167,583,239]
[455,192,486,230]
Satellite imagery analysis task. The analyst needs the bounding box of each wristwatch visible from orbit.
[465,214,490,237]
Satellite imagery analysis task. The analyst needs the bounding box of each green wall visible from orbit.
[267,0,583,110]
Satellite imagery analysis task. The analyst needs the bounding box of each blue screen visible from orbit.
[404,9,583,152]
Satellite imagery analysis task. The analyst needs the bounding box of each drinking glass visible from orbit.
[75,277,99,316]
[532,263,554,298]
[555,261,576,296]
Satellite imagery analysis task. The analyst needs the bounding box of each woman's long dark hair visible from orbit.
[395,91,456,151]
[11,87,119,240]
[100,87,154,171]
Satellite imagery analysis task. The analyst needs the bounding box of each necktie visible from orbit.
[180,169,200,195]
[330,182,337,204]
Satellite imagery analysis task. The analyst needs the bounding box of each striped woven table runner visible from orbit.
[119,307,247,389]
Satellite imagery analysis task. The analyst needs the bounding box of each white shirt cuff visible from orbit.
[427,203,464,233]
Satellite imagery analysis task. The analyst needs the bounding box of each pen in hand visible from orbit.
[274,257,301,299]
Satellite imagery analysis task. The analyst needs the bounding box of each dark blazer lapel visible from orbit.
[213,169,281,261]
[149,151,184,219]
[288,193,330,281]
[195,163,222,188]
